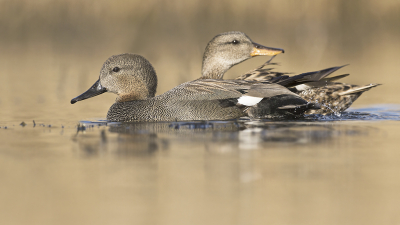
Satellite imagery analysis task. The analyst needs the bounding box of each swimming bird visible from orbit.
[200,31,380,115]
[71,54,318,122]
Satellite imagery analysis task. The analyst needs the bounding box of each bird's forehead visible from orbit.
[104,57,133,68]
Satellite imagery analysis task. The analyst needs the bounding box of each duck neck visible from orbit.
[201,56,232,79]
[116,93,145,102]
[115,85,154,102]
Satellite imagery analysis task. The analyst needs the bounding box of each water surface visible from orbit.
[1,106,400,225]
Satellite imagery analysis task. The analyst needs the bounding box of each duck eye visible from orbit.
[232,40,239,45]
[112,67,120,72]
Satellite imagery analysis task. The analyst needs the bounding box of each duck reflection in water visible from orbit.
[73,120,373,157]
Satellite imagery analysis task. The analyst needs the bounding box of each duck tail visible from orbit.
[339,83,381,96]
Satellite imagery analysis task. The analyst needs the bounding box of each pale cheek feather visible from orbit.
[237,96,263,106]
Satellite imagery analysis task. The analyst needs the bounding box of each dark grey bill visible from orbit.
[71,79,107,104]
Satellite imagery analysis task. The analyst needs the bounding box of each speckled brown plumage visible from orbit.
[237,63,380,115]
[241,61,381,114]
[238,63,379,115]
[295,82,381,115]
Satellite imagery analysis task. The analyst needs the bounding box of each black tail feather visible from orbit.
[275,65,347,87]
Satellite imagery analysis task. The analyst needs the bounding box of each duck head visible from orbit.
[71,54,157,104]
[202,31,284,79]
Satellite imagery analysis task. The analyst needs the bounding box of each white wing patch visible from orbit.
[238,96,263,106]
[294,84,311,91]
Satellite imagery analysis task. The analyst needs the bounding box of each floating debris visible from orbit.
[20,121,26,127]
[77,123,86,131]
[33,120,36,127]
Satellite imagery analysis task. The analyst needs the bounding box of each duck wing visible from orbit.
[163,79,297,101]
[274,65,347,87]
[237,62,347,88]
[163,79,319,118]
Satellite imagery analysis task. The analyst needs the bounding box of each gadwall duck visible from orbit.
[200,31,380,115]
[71,54,318,122]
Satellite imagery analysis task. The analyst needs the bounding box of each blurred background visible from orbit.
[0,0,399,121]
[1,1,400,225]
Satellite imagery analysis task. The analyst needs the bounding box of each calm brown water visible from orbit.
[1,115,400,225]
[1,0,400,224]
